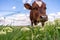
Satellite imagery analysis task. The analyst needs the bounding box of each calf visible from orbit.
[24,1,48,26]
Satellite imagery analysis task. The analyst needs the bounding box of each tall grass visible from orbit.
[0,19,60,40]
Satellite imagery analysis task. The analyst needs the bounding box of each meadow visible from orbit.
[0,19,60,40]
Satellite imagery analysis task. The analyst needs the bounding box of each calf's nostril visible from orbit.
[40,16,47,19]
[40,16,43,18]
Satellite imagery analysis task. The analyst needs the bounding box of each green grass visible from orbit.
[0,19,60,40]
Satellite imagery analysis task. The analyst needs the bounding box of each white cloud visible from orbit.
[24,7,27,10]
[0,12,60,26]
[23,0,26,3]
[22,0,32,3]
[27,0,32,3]
[48,12,60,21]
[12,6,16,10]
[0,13,30,26]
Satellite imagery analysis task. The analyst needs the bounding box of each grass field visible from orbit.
[0,19,60,40]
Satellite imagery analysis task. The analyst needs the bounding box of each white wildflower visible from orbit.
[40,27,44,31]
[45,21,55,25]
[0,30,6,35]
[36,34,40,38]
[56,27,60,29]
[21,27,30,31]
[2,27,13,32]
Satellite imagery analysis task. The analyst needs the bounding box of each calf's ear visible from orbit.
[24,3,32,10]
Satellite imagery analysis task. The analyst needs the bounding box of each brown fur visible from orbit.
[24,1,48,26]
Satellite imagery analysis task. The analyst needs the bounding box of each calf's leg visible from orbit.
[31,21,33,26]
[34,20,37,25]
[41,22,44,27]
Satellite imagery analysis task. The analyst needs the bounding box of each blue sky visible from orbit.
[0,0,60,17]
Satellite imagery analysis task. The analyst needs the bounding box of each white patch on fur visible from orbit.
[36,1,42,7]
[42,16,46,18]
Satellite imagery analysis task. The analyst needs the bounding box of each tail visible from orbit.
[24,3,32,10]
